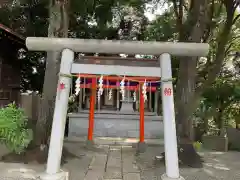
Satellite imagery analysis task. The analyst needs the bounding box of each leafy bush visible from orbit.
[193,141,202,151]
[0,103,33,154]
[68,95,78,113]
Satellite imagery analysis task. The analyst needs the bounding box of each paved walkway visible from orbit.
[0,140,240,180]
[63,142,141,180]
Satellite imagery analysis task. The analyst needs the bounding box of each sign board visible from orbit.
[164,88,172,96]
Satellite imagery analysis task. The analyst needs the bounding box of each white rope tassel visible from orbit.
[108,89,112,100]
[97,90,101,102]
[98,75,104,95]
[75,75,81,95]
[133,91,137,102]
[98,75,104,102]
[120,77,125,101]
[142,80,147,102]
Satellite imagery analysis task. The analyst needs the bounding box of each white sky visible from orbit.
[144,3,168,21]
[144,3,240,21]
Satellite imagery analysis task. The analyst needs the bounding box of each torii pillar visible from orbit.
[41,48,74,180]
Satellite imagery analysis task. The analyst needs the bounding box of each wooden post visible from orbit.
[135,86,139,111]
[78,90,83,112]
[88,78,96,141]
[116,81,120,110]
[95,77,97,109]
[139,83,145,143]
[154,91,158,113]
[149,91,152,112]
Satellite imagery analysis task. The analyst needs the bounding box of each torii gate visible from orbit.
[26,37,209,180]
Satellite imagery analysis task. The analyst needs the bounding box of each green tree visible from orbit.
[0,0,48,91]
[173,0,239,140]
[34,0,70,148]
[202,72,240,133]
[0,0,149,150]
[35,0,149,150]
[147,0,240,166]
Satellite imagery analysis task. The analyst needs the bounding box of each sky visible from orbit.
[144,3,168,21]
[145,2,240,21]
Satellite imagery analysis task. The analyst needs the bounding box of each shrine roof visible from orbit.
[0,23,26,66]
[0,23,25,47]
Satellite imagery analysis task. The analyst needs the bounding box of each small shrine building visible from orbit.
[0,23,25,106]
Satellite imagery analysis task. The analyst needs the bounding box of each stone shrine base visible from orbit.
[68,110,164,139]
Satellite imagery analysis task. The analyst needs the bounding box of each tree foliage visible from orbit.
[165,0,240,140]
[0,103,33,154]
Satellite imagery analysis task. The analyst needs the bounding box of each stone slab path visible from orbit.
[0,141,240,180]
[62,142,240,180]
[64,143,142,180]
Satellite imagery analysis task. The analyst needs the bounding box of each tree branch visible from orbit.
[225,42,236,55]
[171,0,184,32]
[179,0,204,41]
[225,34,240,54]
[233,14,240,24]
[234,0,240,9]
[179,0,183,23]
[202,0,215,42]
[231,35,240,42]
[224,0,236,21]
[172,0,179,18]
[183,3,188,12]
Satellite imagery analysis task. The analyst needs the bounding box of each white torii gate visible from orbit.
[26,37,209,180]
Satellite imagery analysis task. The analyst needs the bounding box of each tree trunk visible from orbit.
[203,117,208,134]
[34,0,70,147]
[159,0,209,167]
[171,0,236,167]
[175,0,208,150]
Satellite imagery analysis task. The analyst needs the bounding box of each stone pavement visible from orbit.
[64,142,142,180]
[0,141,240,180]
[136,146,240,180]
[47,142,240,180]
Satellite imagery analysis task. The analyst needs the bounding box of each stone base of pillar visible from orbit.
[85,139,95,149]
[136,141,147,153]
[39,171,69,180]
[161,174,185,180]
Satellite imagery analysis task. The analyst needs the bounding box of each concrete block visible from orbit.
[202,135,228,152]
[85,140,95,149]
[136,142,147,153]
